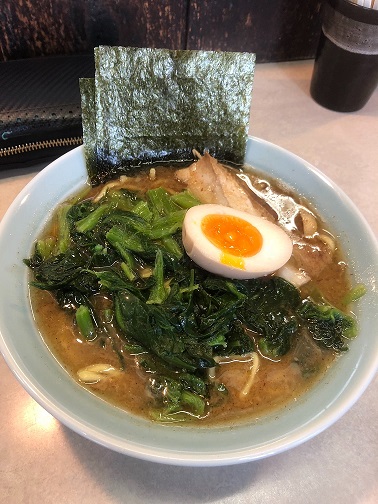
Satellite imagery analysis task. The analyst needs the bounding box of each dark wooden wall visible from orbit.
[0,0,322,63]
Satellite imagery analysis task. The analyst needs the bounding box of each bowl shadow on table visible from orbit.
[61,388,378,504]
[62,424,258,503]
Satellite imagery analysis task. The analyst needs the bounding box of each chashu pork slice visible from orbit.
[175,152,274,221]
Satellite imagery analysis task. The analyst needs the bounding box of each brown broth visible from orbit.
[31,287,337,425]
[29,164,351,426]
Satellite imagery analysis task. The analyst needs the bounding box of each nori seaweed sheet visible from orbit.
[79,78,97,173]
[81,46,256,185]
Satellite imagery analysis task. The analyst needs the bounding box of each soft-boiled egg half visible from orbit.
[182,204,293,279]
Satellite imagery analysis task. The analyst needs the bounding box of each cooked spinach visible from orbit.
[25,185,358,421]
[297,299,357,351]
[241,277,301,358]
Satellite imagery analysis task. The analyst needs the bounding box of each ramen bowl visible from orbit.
[0,136,377,466]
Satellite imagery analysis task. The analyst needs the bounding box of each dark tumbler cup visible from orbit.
[310,0,378,112]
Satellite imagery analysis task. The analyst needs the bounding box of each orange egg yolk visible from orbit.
[201,214,263,269]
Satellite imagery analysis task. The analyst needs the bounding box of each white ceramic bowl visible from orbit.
[0,136,377,466]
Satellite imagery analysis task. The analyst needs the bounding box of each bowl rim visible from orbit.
[0,135,377,466]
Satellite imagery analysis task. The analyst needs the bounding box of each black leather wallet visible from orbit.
[0,54,94,168]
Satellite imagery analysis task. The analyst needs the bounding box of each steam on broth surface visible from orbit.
[27,159,356,426]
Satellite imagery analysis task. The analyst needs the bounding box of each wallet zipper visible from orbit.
[0,136,83,158]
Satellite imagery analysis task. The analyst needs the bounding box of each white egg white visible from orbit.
[182,204,293,279]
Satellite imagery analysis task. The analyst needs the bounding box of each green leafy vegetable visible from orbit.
[55,203,72,254]
[75,203,111,233]
[342,283,367,305]
[76,305,96,340]
[149,374,207,422]
[240,277,301,358]
[25,185,362,422]
[146,249,170,305]
[35,237,56,261]
[297,299,358,351]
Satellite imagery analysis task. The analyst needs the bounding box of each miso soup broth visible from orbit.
[27,160,355,426]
